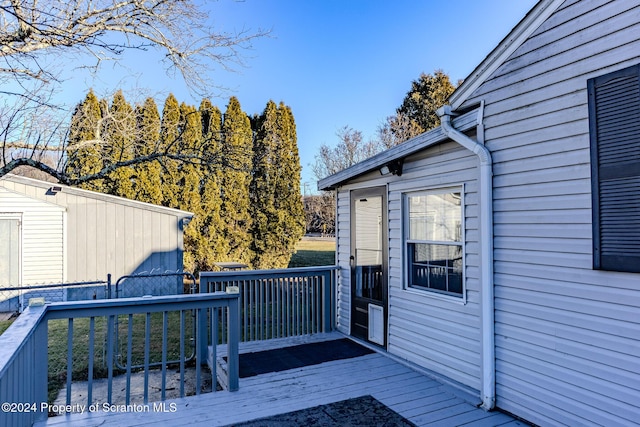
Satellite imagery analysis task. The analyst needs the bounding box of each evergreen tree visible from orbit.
[198,99,227,271]
[133,97,163,204]
[177,102,203,273]
[251,101,305,268]
[159,93,182,207]
[65,90,105,191]
[103,90,136,198]
[220,97,254,265]
[396,69,456,133]
[273,103,305,266]
[250,100,279,268]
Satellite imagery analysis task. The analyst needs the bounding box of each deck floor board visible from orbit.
[36,333,517,427]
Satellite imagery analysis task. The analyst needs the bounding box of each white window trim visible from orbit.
[402,185,467,305]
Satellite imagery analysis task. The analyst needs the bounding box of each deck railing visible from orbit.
[0,292,240,427]
[200,266,338,343]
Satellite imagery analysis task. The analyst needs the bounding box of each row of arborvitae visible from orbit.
[65,90,305,273]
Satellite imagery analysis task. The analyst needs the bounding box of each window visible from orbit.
[588,63,640,273]
[405,189,463,296]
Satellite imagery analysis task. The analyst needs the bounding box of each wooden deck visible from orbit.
[36,333,524,427]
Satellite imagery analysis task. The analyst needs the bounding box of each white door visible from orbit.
[0,216,21,288]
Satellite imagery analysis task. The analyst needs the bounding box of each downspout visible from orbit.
[437,104,495,410]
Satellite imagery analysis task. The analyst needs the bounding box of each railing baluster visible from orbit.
[250,278,254,341]
[284,278,289,337]
[243,281,248,342]
[301,276,304,335]
[258,278,263,340]
[304,277,308,335]
[161,311,168,401]
[107,315,115,404]
[272,278,277,338]
[196,308,202,395]
[66,318,73,406]
[180,310,185,398]
[311,276,316,334]
[126,314,133,405]
[144,312,150,404]
[294,277,300,335]
[87,317,94,406]
[210,307,218,392]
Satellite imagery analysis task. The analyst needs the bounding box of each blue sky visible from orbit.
[58,0,538,191]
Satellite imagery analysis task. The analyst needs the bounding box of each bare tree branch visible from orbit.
[0,0,268,92]
[0,0,268,183]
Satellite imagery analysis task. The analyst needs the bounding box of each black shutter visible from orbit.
[588,64,640,272]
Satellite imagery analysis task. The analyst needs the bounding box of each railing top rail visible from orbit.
[43,292,239,320]
[0,305,47,378]
[0,292,240,377]
[200,265,339,280]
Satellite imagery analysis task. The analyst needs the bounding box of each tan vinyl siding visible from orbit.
[462,0,640,425]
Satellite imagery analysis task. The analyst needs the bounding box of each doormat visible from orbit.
[227,395,416,427]
[227,338,374,378]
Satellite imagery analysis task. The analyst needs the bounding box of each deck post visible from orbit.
[34,319,48,422]
[198,276,209,365]
[227,294,240,391]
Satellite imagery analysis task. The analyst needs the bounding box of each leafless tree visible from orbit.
[304,193,335,236]
[376,112,423,149]
[311,125,380,181]
[0,0,267,182]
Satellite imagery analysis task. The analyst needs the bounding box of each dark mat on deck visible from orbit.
[228,395,416,427]
[229,338,374,378]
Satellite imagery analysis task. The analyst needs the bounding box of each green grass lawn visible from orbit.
[288,239,336,268]
[0,318,15,335]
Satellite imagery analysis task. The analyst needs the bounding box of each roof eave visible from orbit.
[318,108,479,191]
[1,174,194,218]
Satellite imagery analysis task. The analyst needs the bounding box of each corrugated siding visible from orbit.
[0,188,64,285]
[462,0,640,425]
[335,141,483,390]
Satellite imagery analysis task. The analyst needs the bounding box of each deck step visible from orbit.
[208,332,347,390]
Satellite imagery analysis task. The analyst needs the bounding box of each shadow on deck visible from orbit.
[37,333,523,427]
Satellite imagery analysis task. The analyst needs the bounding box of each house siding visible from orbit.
[0,177,189,288]
[0,188,65,285]
[462,0,640,425]
[334,141,484,391]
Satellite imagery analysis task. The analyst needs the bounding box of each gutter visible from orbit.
[437,104,495,410]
